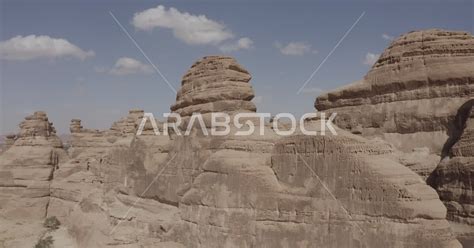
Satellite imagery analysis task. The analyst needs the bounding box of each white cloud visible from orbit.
[219,37,254,52]
[108,57,153,75]
[363,52,380,66]
[132,5,234,45]
[0,35,94,61]
[275,41,316,56]
[382,33,394,41]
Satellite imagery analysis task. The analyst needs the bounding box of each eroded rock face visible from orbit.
[172,121,459,247]
[0,134,17,153]
[429,100,474,246]
[0,54,465,247]
[170,56,255,124]
[316,29,474,155]
[47,111,175,247]
[161,56,460,247]
[0,112,66,247]
[315,29,474,246]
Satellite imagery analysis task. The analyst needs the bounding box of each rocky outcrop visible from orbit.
[70,119,83,133]
[162,56,459,247]
[0,112,66,247]
[110,109,146,136]
[0,54,465,247]
[315,29,474,246]
[170,56,255,126]
[429,100,474,246]
[0,134,17,153]
[316,29,474,155]
[47,111,177,247]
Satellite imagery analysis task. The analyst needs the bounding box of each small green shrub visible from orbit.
[34,236,54,248]
[43,216,61,230]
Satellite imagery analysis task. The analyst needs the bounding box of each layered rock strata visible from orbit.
[161,56,459,247]
[429,100,474,246]
[47,112,177,247]
[170,56,255,127]
[316,29,474,154]
[0,112,66,247]
[110,109,146,135]
[315,29,474,246]
[0,54,465,247]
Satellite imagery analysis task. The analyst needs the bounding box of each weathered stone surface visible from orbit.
[315,29,474,246]
[0,134,16,153]
[0,112,66,247]
[110,109,145,135]
[171,56,255,117]
[0,53,465,247]
[316,29,474,154]
[168,119,459,247]
[160,56,460,247]
[48,112,178,247]
[397,147,441,180]
[429,100,474,246]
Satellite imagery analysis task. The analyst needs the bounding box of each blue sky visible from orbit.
[1,0,473,134]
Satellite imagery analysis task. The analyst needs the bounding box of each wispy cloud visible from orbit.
[363,52,380,66]
[133,5,233,45]
[382,33,394,41]
[109,57,153,75]
[219,37,254,52]
[132,5,252,53]
[275,41,317,56]
[98,57,153,76]
[0,35,94,61]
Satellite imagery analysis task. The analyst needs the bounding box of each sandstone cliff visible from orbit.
[316,29,473,155]
[315,29,474,246]
[0,112,67,247]
[429,100,473,245]
[0,49,466,247]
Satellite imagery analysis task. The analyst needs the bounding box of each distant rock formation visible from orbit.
[316,29,474,246]
[0,112,67,247]
[69,119,83,133]
[110,109,145,135]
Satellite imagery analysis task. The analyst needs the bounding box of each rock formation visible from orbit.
[0,35,470,247]
[110,109,146,135]
[316,29,474,246]
[0,112,66,247]
[70,119,83,133]
[316,29,474,154]
[429,100,474,246]
[0,134,16,153]
[170,56,255,127]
